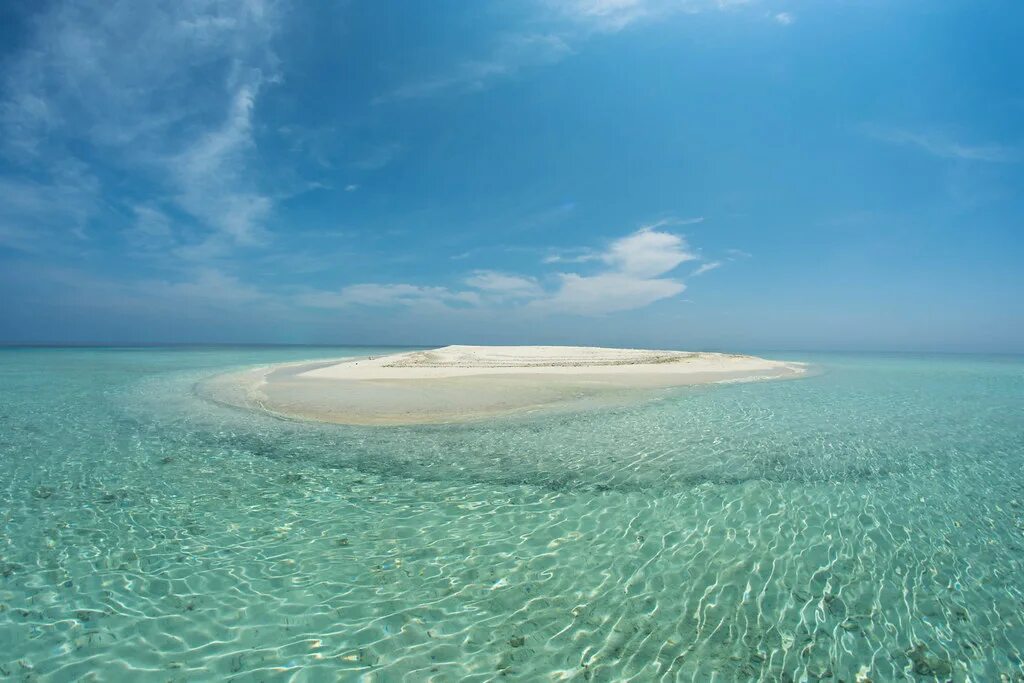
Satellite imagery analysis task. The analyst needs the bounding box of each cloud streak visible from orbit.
[374,34,572,103]
[173,75,273,246]
[374,0,769,103]
[691,260,722,276]
[865,126,1018,163]
[550,0,765,33]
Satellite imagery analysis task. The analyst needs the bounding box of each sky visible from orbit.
[0,0,1021,351]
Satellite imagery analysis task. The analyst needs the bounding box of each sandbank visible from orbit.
[199,345,806,425]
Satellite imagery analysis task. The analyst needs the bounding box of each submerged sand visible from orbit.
[200,345,807,425]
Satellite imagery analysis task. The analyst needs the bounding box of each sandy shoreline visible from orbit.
[199,345,807,425]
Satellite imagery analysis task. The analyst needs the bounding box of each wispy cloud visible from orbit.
[550,0,763,33]
[375,1,769,103]
[0,0,281,255]
[637,216,705,230]
[0,160,99,252]
[147,267,274,308]
[351,142,404,170]
[374,34,572,103]
[298,284,481,310]
[691,260,722,276]
[864,125,1018,163]
[555,0,652,32]
[5,264,286,322]
[173,75,273,245]
[124,204,176,252]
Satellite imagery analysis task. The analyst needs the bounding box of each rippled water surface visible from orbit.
[1,347,1023,681]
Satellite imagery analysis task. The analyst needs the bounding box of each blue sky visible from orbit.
[0,0,1021,351]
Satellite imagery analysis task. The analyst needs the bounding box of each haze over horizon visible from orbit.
[1,1,1021,352]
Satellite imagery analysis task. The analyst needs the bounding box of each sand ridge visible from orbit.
[298,345,794,382]
[380,345,699,368]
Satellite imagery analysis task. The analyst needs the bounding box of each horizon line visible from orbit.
[0,342,1021,356]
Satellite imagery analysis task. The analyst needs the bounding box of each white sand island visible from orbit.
[200,345,806,425]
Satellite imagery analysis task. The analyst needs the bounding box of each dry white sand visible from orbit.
[200,345,806,425]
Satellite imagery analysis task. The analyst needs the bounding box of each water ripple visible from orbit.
[0,349,1022,681]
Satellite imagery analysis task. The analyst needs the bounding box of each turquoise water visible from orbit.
[1,348,1022,682]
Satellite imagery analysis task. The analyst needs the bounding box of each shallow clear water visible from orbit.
[1,347,1022,682]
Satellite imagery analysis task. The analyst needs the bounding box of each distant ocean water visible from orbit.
[0,347,1022,681]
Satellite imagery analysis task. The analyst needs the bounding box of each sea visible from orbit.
[1,347,1022,681]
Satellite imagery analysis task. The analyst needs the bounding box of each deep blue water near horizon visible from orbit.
[1,347,1022,681]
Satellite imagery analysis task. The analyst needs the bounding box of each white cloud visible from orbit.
[864,126,1018,163]
[543,218,701,265]
[670,216,706,226]
[540,272,685,314]
[691,260,722,276]
[773,12,793,25]
[534,224,698,314]
[542,250,600,265]
[294,224,720,317]
[465,270,544,298]
[603,227,698,277]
